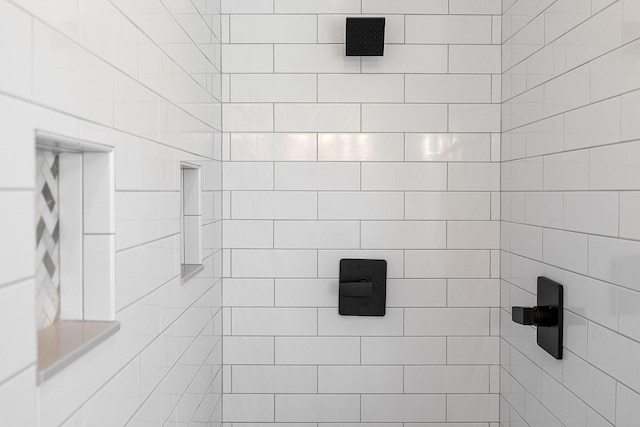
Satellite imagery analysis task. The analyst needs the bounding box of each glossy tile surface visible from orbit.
[501,0,640,426]
[0,0,223,425]
[14,0,640,426]
[220,3,500,421]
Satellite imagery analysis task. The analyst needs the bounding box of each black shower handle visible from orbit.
[339,280,373,297]
[512,306,558,327]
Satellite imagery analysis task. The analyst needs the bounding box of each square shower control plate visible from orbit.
[339,259,386,316]
[537,276,563,359]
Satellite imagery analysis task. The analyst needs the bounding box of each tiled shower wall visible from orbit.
[0,0,222,426]
[221,0,502,424]
[500,0,640,426]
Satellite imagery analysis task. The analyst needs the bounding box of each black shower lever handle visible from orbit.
[339,279,373,297]
[512,305,558,327]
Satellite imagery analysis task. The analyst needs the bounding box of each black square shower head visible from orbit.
[345,17,386,56]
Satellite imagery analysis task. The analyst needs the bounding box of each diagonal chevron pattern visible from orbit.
[35,149,60,330]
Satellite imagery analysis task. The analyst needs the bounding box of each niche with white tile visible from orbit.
[181,162,203,282]
[35,132,118,383]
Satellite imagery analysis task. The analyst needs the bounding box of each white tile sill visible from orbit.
[37,320,120,384]
[181,263,204,284]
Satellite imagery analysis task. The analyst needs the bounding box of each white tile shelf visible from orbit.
[181,263,204,284]
[37,320,120,384]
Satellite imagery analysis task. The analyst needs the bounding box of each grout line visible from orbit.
[0,363,36,389]
[403,73,406,103]
[501,216,639,246]
[0,276,35,291]
[81,155,85,319]
[0,187,35,191]
[115,232,182,255]
[445,390,448,422]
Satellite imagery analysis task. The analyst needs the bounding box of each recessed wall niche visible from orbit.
[35,131,119,384]
[180,161,203,283]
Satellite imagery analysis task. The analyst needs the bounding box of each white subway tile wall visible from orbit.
[222,1,501,425]
[3,0,638,425]
[501,0,640,426]
[0,0,222,426]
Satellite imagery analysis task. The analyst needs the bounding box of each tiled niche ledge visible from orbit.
[37,320,120,384]
[181,263,204,284]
